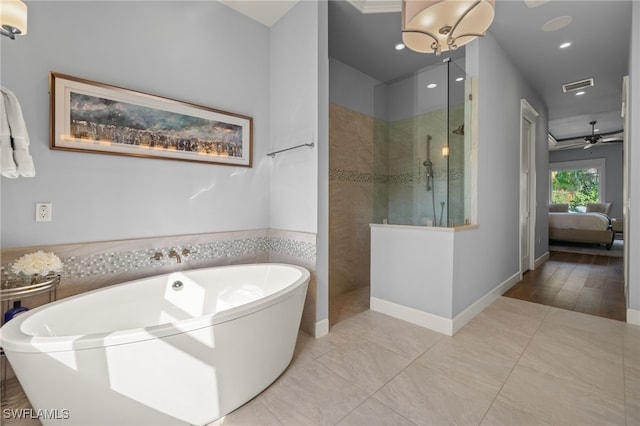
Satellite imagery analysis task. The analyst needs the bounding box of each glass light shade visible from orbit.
[0,0,28,36]
[402,0,495,54]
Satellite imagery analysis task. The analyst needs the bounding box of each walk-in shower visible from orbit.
[373,58,471,227]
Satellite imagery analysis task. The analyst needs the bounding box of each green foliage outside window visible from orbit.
[551,168,599,211]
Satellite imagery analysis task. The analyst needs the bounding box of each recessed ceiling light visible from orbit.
[575,91,585,96]
[559,42,572,49]
[427,83,437,89]
[455,77,464,82]
[543,16,573,32]
[395,43,405,51]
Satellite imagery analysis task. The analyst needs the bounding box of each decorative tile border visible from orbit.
[329,167,464,185]
[1,234,316,282]
[329,168,378,183]
[269,237,316,261]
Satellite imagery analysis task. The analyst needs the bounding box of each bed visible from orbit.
[548,203,615,249]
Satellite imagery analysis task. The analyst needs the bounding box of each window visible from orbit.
[550,159,605,212]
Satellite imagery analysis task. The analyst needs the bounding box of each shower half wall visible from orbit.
[328,58,473,326]
[369,59,482,336]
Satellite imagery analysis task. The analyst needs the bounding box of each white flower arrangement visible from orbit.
[11,251,63,276]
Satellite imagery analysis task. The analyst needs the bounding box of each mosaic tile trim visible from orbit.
[388,168,464,184]
[329,168,374,183]
[269,237,316,260]
[330,167,464,185]
[1,237,316,281]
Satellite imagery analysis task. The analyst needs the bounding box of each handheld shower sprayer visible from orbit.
[423,135,433,191]
[423,159,433,189]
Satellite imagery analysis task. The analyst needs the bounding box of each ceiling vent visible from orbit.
[562,78,594,93]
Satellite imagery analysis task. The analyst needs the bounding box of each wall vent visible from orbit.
[562,78,594,93]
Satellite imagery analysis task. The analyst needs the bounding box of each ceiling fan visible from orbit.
[549,121,624,151]
[582,120,623,150]
[583,120,601,148]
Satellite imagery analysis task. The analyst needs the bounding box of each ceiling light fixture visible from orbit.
[0,0,27,40]
[427,83,438,88]
[456,77,464,82]
[401,0,496,55]
[575,91,585,96]
[559,42,572,49]
[395,43,406,50]
[542,16,573,32]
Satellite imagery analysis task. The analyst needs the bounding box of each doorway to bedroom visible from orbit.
[506,147,626,321]
[504,251,625,321]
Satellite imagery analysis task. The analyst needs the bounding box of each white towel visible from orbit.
[0,86,35,178]
[0,91,18,178]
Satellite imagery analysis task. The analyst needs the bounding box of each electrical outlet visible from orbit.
[36,203,52,222]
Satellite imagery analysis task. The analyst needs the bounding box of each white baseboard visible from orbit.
[627,308,640,326]
[534,251,550,269]
[314,318,329,338]
[370,271,522,337]
[370,297,454,336]
[451,271,521,334]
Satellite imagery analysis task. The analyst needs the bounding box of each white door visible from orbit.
[520,116,532,273]
[520,99,538,275]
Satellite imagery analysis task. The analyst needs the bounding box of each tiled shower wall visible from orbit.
[0,228,317,334]
[329,104,374,301]
[385,104,466,226]
[327,102,466,322]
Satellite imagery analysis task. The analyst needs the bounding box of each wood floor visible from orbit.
[504,250,626,322]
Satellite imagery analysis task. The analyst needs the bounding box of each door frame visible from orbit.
[520,99,539,276]
[622,75,630,303]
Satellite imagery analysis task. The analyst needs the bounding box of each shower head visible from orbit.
[452,124,464,135]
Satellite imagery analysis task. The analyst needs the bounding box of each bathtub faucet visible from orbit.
[168,249,181,263]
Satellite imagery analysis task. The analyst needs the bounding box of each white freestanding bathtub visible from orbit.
[0,263,310,425]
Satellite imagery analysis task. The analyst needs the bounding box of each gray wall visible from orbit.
[269,1,319,234]
[268,0,326,326]
[329,58,380,116]
[453,33,549,316]
[628,1,639,313]
[316,0,330,327]
[1,1,271,248]
[550,144,624,218]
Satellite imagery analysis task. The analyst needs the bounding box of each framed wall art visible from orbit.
[49,71,253,167]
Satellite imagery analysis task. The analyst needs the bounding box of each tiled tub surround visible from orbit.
[0,229,317,336]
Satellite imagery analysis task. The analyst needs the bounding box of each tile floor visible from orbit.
[329,286,370,326]
[214,296,639,426]
[3,297,639,425]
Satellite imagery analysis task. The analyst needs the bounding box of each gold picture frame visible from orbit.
[49,71,253,167]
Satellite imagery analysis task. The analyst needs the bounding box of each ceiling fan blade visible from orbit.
[553,141,589,150]
[601,137,623,143]
[583,144,594,150]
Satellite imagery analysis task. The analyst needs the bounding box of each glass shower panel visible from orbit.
[447,60,468,227]
[374,58,470,227]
